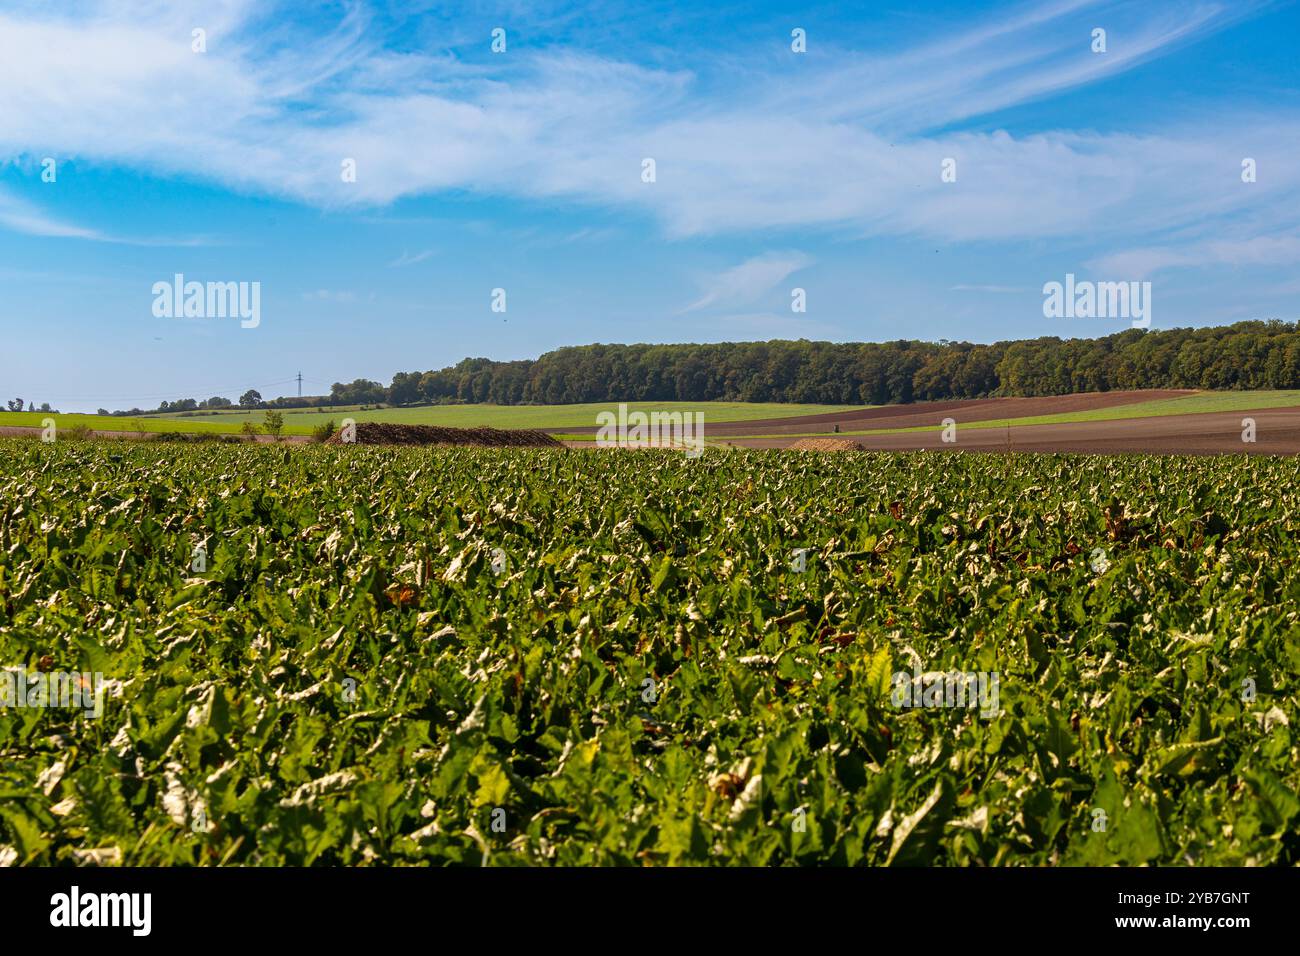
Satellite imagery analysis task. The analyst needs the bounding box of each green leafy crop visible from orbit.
[0,441,1296,866]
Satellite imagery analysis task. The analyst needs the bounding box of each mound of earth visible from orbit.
[788,437,866,451]
[326,422,564,448]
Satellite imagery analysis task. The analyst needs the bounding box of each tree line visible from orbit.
[378,320,1300,406]
[102,390,349,417]
[5,398,58,413]
[87,320,1300,416]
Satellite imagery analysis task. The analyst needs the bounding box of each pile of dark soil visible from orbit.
[325,422,564,448]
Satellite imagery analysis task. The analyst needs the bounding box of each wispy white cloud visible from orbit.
[782,0,1252,134]
[388,249,436,267]
[0,191,107,240]
[0,0,1290,277]
[682,252,813,313]
[1090,235,1300,278]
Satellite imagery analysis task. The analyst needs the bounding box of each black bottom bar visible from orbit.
[2,866,1289,941]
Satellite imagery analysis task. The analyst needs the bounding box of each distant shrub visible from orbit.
[310,420,337,443]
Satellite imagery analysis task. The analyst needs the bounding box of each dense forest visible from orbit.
[100,320,1300,415]
[369,320,1300,407]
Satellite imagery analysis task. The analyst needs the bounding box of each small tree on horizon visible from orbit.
[262,410,284,440]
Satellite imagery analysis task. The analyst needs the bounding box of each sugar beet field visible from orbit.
[1,440,1298,866]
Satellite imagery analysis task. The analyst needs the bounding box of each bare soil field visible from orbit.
[694,389,1197,437]
[723,407,1300,455]
[554,390,1193,437]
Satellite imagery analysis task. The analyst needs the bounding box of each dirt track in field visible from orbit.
[719,407,1300,455]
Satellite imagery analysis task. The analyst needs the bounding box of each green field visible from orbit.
[0,402,862,439]
[0,411,292,436]
[2,440,1298,865]
[150,401,862,430]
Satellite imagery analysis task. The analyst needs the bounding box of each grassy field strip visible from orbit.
[147,400,864,430]
[710,391,1300,441]
[1,401,859,436]
[0,412,314,437]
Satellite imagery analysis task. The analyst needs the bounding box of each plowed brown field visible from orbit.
[664,389,1196,437]
[720,407,1300,455]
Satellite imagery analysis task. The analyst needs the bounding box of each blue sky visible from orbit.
[1,0,1299,411]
